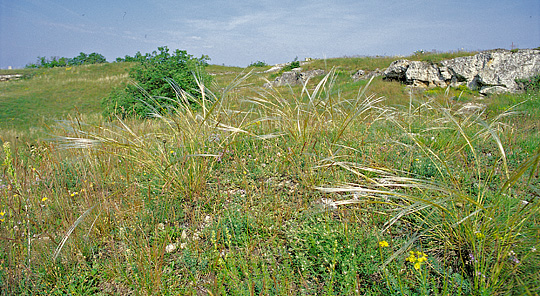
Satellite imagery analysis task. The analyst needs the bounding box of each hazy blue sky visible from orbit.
[1,0,539,68]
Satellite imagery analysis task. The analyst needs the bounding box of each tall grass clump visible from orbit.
[317,94,540,295]
[60,72,259,199]
[248,70,384,185]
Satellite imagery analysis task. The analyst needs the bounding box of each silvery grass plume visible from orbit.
[316,97,540,293]
[53,72,269,196]
[249,70,385,145]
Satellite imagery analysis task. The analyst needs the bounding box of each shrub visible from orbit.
[102,46,212,119]
[69,52,107,65]
[247,61,268,67]
[115,51,151,63]
[25,52,107,68]
[280,58,301,72]
[516,74,540,93]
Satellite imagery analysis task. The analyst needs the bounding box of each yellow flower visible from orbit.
[475,232,484,239]
[41,197,48,202]
[407,253,417,263]
[407,250,428,270]
[0,211,5,222]
[379,240,389,248]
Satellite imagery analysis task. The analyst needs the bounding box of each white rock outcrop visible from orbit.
[383,49,540,94]
[264,69,326,87]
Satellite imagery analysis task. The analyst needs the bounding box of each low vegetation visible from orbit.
[0,49,539,295]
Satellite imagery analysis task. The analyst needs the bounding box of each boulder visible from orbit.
[264,69,326,87]
[441,49,540,93]
[352,69,365,80]
[383,49,540,94]
[383,60,410,80]
[405,61,449,87]
[352,68,383,81]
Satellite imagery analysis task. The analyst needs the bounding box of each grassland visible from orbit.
[0,51,539,295]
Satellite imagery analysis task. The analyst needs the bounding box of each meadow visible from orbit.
[0,52,539,295]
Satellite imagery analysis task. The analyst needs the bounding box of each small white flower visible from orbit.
[165,243,177,253]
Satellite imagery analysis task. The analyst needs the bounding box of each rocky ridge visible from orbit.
[383,49,540,94]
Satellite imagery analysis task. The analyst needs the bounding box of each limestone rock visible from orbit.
[383,49,540,94]
[441,49,540,93]
[0,74,23,82]
[264,69,326,87]
[352,69,383,81]
[383,60,410,80]
[405,61,449,87]
[352,69,365,80]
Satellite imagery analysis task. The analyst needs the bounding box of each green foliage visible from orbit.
[280,58,301,72]
[285,213,380,294]
[69,52,107,66]
[2,51,539,295]
[247,60,268,67]
[516,74,540,93]
[115,51,151,63]
[101,46,212,119]
[26,52,107,68]
[0,62,131,135]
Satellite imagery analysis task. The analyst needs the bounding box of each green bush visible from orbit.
[247,60,268,67]
[280,58,301,72]
[25,52,107,68]
[102,46,212,119]
[115,51,151,63]
[69,52,107,65]
[516,74,540,93]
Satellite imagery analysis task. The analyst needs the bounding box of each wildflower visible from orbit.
[406,251,428,270]
[379,240,389,248]
[165,243,177,253]
[475,232,485,239]
[41,197,48,202]
[70,191,79,197]
[0,211,5,222]
[531,247,537,252]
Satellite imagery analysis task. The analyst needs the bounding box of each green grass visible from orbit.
[0,63,133,139]
[0,52,539,295]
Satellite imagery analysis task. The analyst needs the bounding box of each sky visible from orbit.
[1,0,539,69]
